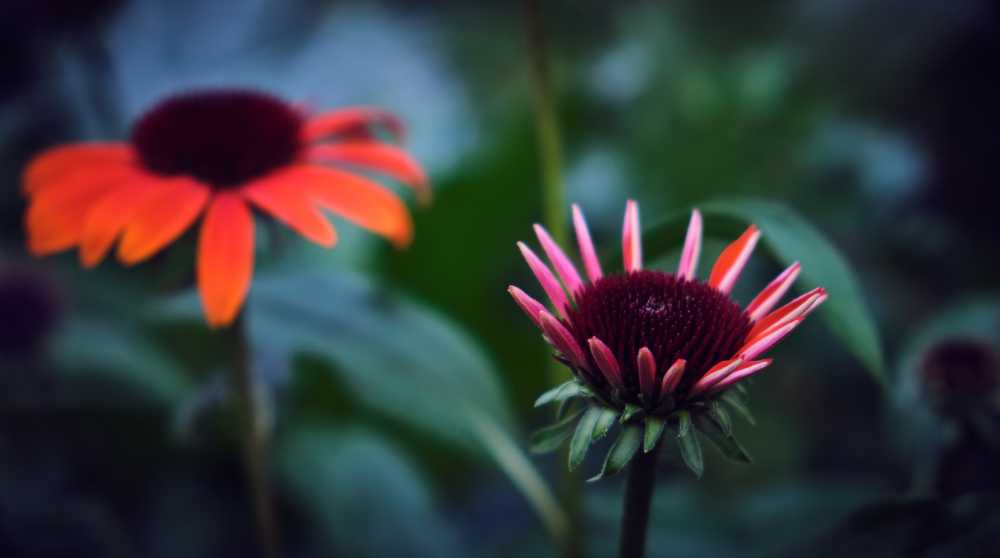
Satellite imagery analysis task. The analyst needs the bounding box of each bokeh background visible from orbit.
[2,1,999,556]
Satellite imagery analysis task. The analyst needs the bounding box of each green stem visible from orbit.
[232,313,282,558]
[524,0,567,247]
[523,2,581,557]
[618,443,662,558]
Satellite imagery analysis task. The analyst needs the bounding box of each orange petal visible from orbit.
[296,164,412,248]
[197,192,255,328]
[78,175,163,267]
[25,166,137,256]
[117,178,211,265]
[306,142,430,204]
[23,143,134,196]
[241,173,337,247]
[302,107,405,143]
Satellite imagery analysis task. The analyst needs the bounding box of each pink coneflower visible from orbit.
[512,201,826,475]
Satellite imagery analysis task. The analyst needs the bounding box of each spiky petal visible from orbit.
[572,204,603,282]
[622,199,642,272]
[746,262,801,322]
[517,241,571,318]
[534,224,584,298]
[709,225,760,294]
[637,347,658,403]
[589,337,625,390]
[677,209,702,280]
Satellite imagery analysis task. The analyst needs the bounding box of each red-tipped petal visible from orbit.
[197,192,255,328]
[709,359,773,394]
[303,107,404,143]
[297,164,412,248]
[508,285,547,330]
[637,347,657,402]
[709,225,761,294]
[659,359,686,399]
[746,262,801,322]
[307,142,429,204]
[79,175,162,267]
[739,318,802,360]
[242,173,337,248]
[534,224,584,298]
[517,241,570,318]
[689,358,743,397]
[117,178,211,265]
[622,200,642,272]
[748,287,826,340]
[22,143,134,196]
[539,311,585,367]
[572,204,602,282]
[677,209,703,280]
[588,337,624,390]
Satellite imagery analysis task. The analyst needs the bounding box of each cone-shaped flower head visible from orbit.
[514,201,826,478]
[22,89,428,327]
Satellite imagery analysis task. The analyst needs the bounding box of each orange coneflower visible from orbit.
[22,89,428,327]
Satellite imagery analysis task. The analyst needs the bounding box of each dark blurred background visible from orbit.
[1,1,999,557]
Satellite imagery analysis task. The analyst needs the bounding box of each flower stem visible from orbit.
[618,443,662,558]
[522,3,581,558]
[524,0,566,246]
[232,312,282,558]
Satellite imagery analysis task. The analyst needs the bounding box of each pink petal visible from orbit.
[688,359,743,397]
[659,359,686,400]
[739,319,802,360]
[622,200,642,272]
[637,347,658,403]
[708,359,773,394]
[539,311,586,367]
[572,204,603,282]
[677,209,703,280]
[508,285,546,329]
[748,287,826,340]
[588,337,624,390]
[534,224,584,298]
[517,241,570,318]
[746,262,801,322]
[708,225,761,294]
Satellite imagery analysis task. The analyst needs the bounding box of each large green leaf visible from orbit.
[50,316,190,406]
[276,426,464,558]
[153,271,564,539]
[643,198,885,385]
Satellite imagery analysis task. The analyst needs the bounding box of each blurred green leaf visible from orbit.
[721,391,756,425]
[156,271,511,451]
[535,379,588,407]
[51,316,190,406]
[276,426,463,558]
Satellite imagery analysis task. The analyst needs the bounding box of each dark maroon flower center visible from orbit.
[566,270,751,399]
[131,89,303,187]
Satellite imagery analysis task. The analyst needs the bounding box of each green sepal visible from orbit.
[643,416,666,453]
[620,403,643,424]
[592,407,619,441]
[708,401,733,436]
[693,411,752,464]
[676,411,703,478]
[588,424,642,482]
[535,380,587,408]
[568,406,602,470]
[529,409,583,454]
[721,391,755,425]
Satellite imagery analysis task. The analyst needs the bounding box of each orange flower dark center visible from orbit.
[566,270,751,397]
[131,90,303,187]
